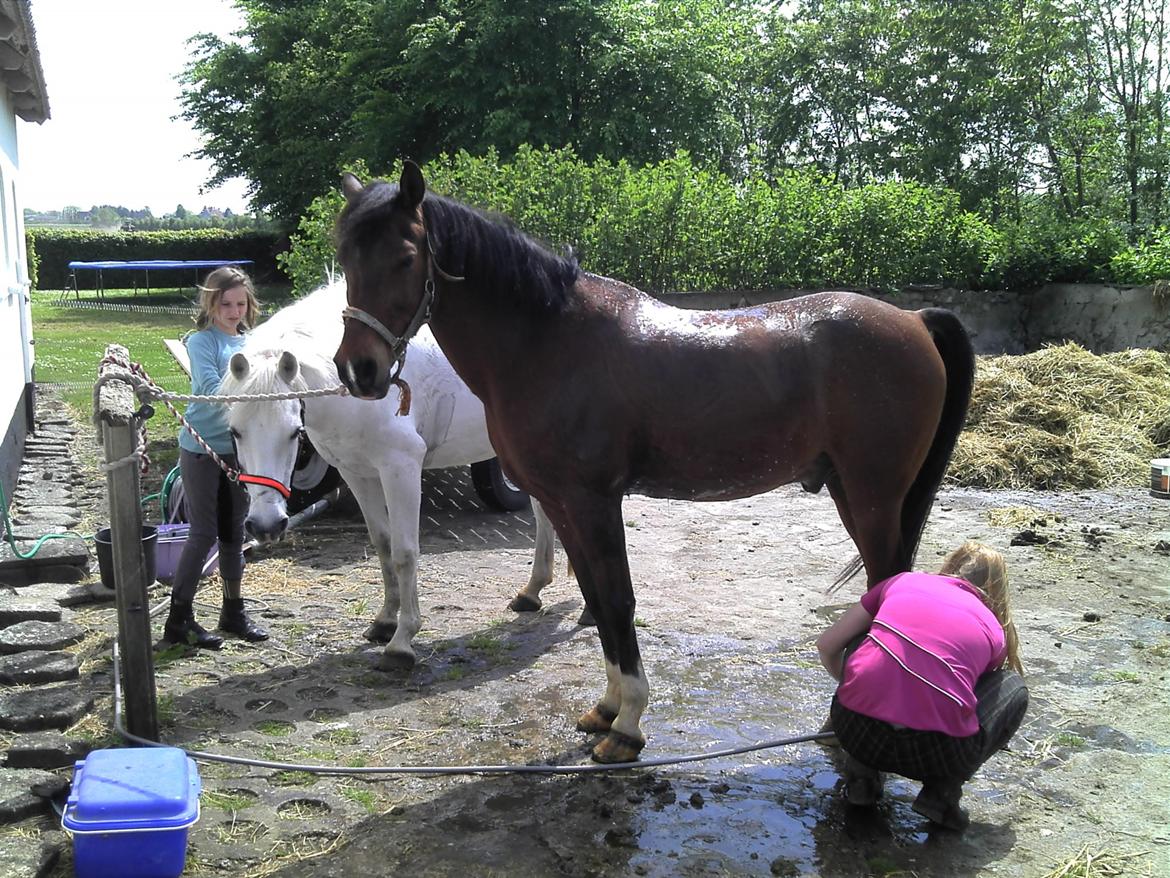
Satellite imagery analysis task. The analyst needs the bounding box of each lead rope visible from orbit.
[388,350,412,416]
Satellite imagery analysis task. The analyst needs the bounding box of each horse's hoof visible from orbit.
[591,730,645,764]
[377,650,416,671]
[577,607,597,627]
[575,704,617,733]
[509,594,542,613]
[364,621,397,644]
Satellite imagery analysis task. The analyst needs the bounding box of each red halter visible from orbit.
[236,472,292,499]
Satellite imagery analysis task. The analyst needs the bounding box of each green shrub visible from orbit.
[280,146,1138,295]
[983,208,1124,290]
[1111,226,1170,284]
[24,229,38,290]
[276,190,347,294]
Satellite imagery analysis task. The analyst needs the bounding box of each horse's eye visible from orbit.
[398,255,413,270]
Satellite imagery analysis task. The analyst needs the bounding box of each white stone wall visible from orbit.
[658,284,1167,355]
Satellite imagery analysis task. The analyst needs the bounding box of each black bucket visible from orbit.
[94,525,158,588]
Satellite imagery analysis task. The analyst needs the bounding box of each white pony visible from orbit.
[219,280,560,668]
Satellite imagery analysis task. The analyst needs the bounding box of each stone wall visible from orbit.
[657,284,1167,355]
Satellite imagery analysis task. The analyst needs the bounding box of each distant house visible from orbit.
[0,0,49,505]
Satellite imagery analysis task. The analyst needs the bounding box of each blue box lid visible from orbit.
[64,747,201,832]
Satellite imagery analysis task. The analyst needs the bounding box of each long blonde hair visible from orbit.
[939,541,1024,675]
[193,266,260,332]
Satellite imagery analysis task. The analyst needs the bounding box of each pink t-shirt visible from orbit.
[836,571,1007,737]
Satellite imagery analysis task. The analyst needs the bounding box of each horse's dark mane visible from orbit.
[337,180,579,313]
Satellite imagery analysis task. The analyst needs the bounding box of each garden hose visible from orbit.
[139,465,182,522]
[159,464,181,521]
[111,642,835,776]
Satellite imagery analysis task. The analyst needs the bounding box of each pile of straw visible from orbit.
[949,343,1170,490]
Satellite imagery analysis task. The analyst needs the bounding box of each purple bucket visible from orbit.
[155,523,220,583]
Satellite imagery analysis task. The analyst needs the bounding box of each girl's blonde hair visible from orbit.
[193,266,260,331]
[939,541,1024,675]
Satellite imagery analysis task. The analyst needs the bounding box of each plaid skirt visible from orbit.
[830,668,1029,783]
[830,697,985,782]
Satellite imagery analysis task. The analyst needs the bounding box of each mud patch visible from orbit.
[58,478,1170,877]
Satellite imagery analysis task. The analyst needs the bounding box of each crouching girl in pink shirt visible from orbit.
[816,542,1028,830]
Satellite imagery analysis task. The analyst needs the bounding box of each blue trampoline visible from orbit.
[65,259,255,300]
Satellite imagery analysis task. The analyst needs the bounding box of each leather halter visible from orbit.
[340,232,463,368]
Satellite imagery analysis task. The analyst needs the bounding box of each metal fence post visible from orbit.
[97,344,159,741]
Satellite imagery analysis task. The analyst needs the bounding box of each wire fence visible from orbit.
[48,299,200,315]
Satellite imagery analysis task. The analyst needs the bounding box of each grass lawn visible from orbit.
[31,284,293,502]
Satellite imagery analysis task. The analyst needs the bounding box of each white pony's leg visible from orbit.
[377,454,425,669]
[342,470,399,643]
[510,497,556,612]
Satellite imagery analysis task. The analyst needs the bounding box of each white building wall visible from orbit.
[0,84,34,499]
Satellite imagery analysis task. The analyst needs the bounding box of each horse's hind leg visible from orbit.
[509,497,555,612]
[827,470,910,588]
[342,471,400,643]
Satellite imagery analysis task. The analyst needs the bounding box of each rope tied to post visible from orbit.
[92,361,154,475]
[95,350,351,485]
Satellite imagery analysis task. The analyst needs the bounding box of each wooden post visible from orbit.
[97,344,159,741]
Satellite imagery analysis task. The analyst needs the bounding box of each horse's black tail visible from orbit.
[898,307,976,571]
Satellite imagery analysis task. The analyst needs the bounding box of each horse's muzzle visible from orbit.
[334,354,389,401]
[244,514,289,544]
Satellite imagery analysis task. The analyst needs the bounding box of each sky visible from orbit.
[18,0,251,216]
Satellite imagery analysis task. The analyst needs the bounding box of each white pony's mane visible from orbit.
[218,281,345,396]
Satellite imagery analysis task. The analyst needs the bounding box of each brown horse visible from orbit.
[333,162,975,763]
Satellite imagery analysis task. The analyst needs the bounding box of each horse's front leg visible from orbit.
[342,471,400,643]
[556,496,648,763]
[509,497,555,612]
[375,455,425,670]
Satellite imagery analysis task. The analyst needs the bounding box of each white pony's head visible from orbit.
[221,349,306,543]
[218,281,346,541]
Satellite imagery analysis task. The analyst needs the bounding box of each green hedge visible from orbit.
[282,146,1140,295]
[26,229,289,291]
[1110,226,1170,285]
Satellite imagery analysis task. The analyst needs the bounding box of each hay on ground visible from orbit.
[950,343,1170,490]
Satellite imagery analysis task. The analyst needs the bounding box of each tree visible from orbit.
[89,206,122,228]
[180,0,762,221]
[179,0,1170,243]
[1081,0,1170,235]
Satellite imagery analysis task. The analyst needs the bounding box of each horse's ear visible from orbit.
[341,173,364,204]
[229,352,249,381]
[399,160,426,210]
[277,351,300,385]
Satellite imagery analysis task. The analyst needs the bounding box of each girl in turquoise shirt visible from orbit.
[163,266,268,648]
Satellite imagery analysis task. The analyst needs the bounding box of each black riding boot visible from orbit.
[218,597,269,642]
[842,754,884,806]
[162,599,223,650]
[913,778,969,830]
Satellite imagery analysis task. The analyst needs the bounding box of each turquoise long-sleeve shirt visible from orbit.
[177,326,247,455]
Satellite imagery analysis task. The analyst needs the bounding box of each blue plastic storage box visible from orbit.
[63,747,201,878]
